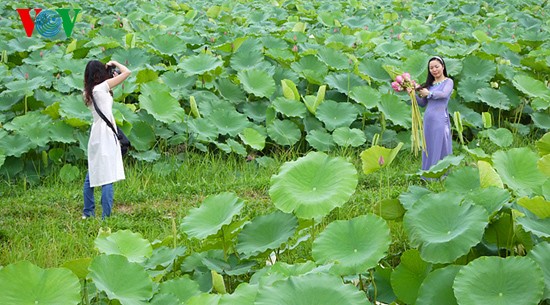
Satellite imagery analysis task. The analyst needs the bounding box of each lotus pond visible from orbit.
[0,0,549,304]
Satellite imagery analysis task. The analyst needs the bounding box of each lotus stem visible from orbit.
[370,269,378,302]
[408,92,427,157]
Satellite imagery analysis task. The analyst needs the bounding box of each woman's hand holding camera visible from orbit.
[105,60,131,89]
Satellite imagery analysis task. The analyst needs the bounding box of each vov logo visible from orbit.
[17,8,81,39]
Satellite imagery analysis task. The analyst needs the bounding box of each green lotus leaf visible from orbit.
[59,164,80,183]
[0,134,37,157]
[531,112,550,129]
[281,79,300,101]
[157,276,201,303]
[528,242,550,300]
[125,121,154,151]
[269,151,358,219]
[208,108,250,137]
[360,143,404,174]
[226,138,247,156]
[238,69,276,98]
[453,256,544,305]
[186,293,221,305]
[139,82,185,123]
[390,249,432,305]
[404,195,488,263]
[57,95,90,127]
[188,117,219,141]
[324,72,365,95]
[272,97,308,118]
[236,211,298,258]
[332,127,366,147]
[216,78,246,102]
[49,121,77,144]
[518,196,550,219]
[539,154,550,177]
[179,53,223,75]
[241,101,269,122]
[512,74,550,100]
[0,261,80,305]
[62,258,92,280]
[4,111,52,147]
[89,254,154,305]
[444,166,480,193]
[230,48,264,71]
[357,58,391,82]
[239,127,266,150]
[493,148,546,197]
[477,87,511,110]
[316,46,351,70]
[111,48,152,70]
[461,56,496,81]
[290,55,328,85]
[403,52,429,81]
[267,119,301,146]
[219,282,258,305]
[151,34,186,55]
[312,214,391,276]
[4,76,47,96]
[180,192,245,240]
[477,160,504,188]
[378,93,410,128]
[374,40,406,56]
[536,132,550,156]
[315,100,359,131]
[465,187,511,216]
[416,265,461,305]
[373,198,406,221]
[516,216,550,238]
[161,71,196,92]
[254,273,371,305]
[94,230,153,263]
[416,155,465,179]
[150,294,180,305]
[0,151,5,169]
[306,129,335,152]
[457,78,486,102]
[478,128,513,148]
[143,246,187,270]
[349,86,380,109]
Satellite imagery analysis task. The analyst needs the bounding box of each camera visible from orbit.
[106,64,120,77]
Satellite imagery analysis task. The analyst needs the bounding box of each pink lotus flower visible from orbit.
[402,72,410,81]
[395,75,404,84]
[391,81,402,91]
[378,156,385,166]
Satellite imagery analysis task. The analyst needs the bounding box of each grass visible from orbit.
[0,148,426,268]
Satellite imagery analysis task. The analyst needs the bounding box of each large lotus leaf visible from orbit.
[230,49,264,71]
[161,71,196,91]
[516,216,550,238]
[460,56,496,81]
[179,53,223,75]
[357,59,391,82]
[416,155,465,179]
[180,192,245,240]
[531,112,550,129]
[89,254,153,305]
[315,100,359,131]
[267,119,301,146]
[306,129,335,152]
[403,52,429,81]
[186,293,221,305]
[236,211,298,258]
[241,101,269,123]
[512,74,550,100]
[453,256,544,305]
[219,282,258,305]
[404,195,488,263]
[157,276,201,303]
[269,151,358,219]
[254,273,371,305]
[477,160,504,188]
[62,258,92,280]
[143,246,187,270]
[444,166,480,193]
[49,121,77,144]
[332,127,366,147]
[493,148,546,197]
[378,93,410,128]
[457,78,486,102]
[539,155,550,177]
[0,261,80,305]
[0,133,37,157]
[94,230,153,263]
[374,40,406,57]
[4,76,47,96]
[238,69,276,98]
[360,143,403,174]
[208,108,250,137]
[416,265,461,305]
[477,87,511,110]
[111,48,152,70]
[151,34,186,55]
[518,196,550,219]
[126,121,155,151]
[349,86,380,109]
[290,55,328,85]
[316,46,351,70]
[312,214,391,276]
[3,111,52,147]
[528,242,550,300]
[536,132,550,156]
[478,128,513,148]
[324,73,366,95]
[239,127,266,150]
[390,249,432,305]
[139,82,185,123]
[465,187,511,216]
[272,97,308,118]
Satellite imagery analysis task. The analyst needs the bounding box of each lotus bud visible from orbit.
[402,72,411,81]
[292,45,298,53]
[25,73,29,80]
[40,51,43,57]
[293,35,297,41]
[210,37,215,43]
[333,28,339,33]
[397,33,401,40]
[391,81,401,92]
[91,24,94,30]
[378,156,385,166]
[395,75,404,84]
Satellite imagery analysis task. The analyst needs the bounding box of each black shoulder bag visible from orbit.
[91,97,131,156]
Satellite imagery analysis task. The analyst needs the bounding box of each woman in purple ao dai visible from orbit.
[415,56,454,172]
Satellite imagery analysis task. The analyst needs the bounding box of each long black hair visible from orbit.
[83,60,111,106]
[421,56,449,88]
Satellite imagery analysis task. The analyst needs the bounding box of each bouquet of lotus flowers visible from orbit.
[391,73,426,157]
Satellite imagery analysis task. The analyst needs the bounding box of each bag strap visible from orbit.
[91,95,119,138]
